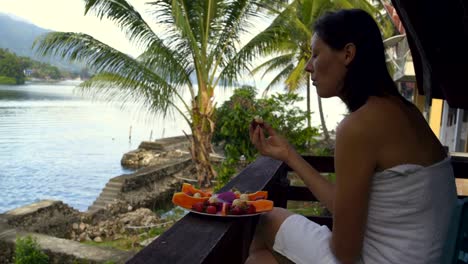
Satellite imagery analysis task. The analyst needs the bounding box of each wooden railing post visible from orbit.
[266,163,290,209]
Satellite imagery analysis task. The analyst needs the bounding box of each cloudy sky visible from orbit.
[1,0,150,57]
[0,0,347,129]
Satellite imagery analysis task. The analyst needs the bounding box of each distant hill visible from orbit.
[0,13,83,73]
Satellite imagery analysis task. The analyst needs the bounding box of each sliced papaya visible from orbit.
[234,190,268,200]
[181,183,212,197]
[172,192,209,210]
[247,191,268,201]
[247,199,273,213]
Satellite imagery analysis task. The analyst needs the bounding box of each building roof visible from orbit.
[391,0,468,109]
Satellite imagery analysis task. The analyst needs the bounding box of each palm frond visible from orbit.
[84,0,159,49]
[252,53,295,78]
[284,57,307,91]
[217,3,294,87]
[261,64,294,96]
[34,32,188,118]
[138,41,194,95]
[79,72,189,120]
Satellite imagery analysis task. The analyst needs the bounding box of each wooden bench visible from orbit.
[127,155,468,264]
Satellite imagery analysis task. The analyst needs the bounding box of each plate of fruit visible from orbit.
[172,183,274,217]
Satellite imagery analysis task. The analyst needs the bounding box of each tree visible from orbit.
[213,85,319,189]
[248,0,393,141]
[33,0,284,187]
[0,48,26,84]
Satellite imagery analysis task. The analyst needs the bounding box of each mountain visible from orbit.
[0,13,83,73]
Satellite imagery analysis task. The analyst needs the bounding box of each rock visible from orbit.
[94,236,103,243]
[79,222,86,231]
[139,236,158,247]
[79,232,87,242]
[72,223,79,230]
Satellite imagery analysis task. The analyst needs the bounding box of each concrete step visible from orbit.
[102,186,122,192]
[87,205,103,213]
[99,192,119,200]
[93,198,116,207]
[105,181,123,188]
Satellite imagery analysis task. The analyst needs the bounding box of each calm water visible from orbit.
[0,81,189,213]
[0,81,347,213]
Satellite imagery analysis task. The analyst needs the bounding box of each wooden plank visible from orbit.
[289,156,335,173]
[298,155,468,179]
[287,186,317,201]
[451,156,468,179]
[127,156,284,264]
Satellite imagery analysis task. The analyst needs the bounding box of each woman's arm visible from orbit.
[250,120,376,263]
[330,117,377,263]
[250,123,336,212]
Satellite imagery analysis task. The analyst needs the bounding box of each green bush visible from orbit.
[14,235,49,264]
[213,86,320,189]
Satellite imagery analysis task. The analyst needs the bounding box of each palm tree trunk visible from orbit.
[189,92,217,187]
[317,91,330,141]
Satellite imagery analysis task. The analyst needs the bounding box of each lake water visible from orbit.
[0,81,347,213]
[0,81,190,213]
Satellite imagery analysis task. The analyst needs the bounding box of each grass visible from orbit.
[82,207,187,252]
[287,201,327,216]
[0,75,16,85]
[287,172,332,216]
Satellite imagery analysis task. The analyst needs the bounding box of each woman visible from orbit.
[246,9,457,264]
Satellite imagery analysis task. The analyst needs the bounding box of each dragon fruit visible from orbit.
[216,191,237,203]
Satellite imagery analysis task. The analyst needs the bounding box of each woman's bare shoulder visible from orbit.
[337,98,386,135]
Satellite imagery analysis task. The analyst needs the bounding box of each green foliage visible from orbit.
[0,75,17,85]
[20,57,65,80]
[0,48,26,84]
[213,86,319,188]
[0,48,73,84]
[14,235,49,264]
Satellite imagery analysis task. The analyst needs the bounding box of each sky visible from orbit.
[0,0,348,130]
[0,0,148,57]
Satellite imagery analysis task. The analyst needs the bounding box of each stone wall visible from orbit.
[0,231,132,264]
[0,208,132,264]
[117,158,195,209]
[4,200,81,239]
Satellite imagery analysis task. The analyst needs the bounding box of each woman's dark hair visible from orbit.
[314,9,407,112]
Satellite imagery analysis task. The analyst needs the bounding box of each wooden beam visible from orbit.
[127,157,285,264]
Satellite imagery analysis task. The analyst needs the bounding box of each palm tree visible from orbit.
[248,0,393,142]
[33,0,283,187]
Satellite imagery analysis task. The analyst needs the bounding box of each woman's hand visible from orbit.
[249,122,297,163]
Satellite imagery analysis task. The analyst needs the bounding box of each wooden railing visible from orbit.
[127,155,468,264]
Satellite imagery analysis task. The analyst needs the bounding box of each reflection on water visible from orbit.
[0,81,189,212]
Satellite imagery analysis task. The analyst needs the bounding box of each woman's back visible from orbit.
[361,157,457,263]
[352,95,447,172]
[351,96,457,263]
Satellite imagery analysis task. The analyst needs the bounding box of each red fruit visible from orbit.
[192,202,205,212]
[247,204,256,214]
[230,206,243,215]
[210,202,223,211]
[206,205,217,214]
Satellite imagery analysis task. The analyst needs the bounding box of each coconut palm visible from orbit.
[246,0,394,141]
[33,0,284,187]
